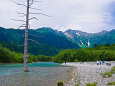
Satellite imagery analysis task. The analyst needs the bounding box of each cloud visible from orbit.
[0,0,115,33]
[48,0,115,33]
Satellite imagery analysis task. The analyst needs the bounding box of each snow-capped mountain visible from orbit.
[64,29,115,47]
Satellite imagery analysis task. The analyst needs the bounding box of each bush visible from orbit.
[86,82,97,86]
[75,78,80,86]
[101,72,112,78]
[111,66,115,74]
[108,82,115,85]
[36,55,51,62]
[57,81,64,86]
[0,45,39,63]
[74,59,79,62]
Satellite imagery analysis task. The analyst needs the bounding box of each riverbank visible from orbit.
[62,62,115,86]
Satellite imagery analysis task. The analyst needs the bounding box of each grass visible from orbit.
[57,81,64,86]
[108,82,115,85]
[101,72,112,78]
[86,82,97,86]
[111,66,115,74]
[76,78,80,86]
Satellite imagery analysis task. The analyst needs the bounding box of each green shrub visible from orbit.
[108,82,115,85]
[101,72,112,78]
[108,73,112,77]
[76,84,80,86]
[57,81,64,86]
[36,55,51,62]
[75,78,80,86]
[111,66,115,74]
[74,59,79,62]
[86,82,97,86]
[101,73,106,78]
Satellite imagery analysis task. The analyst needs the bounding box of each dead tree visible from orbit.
[24,0,29,72]
[11,0,50,72]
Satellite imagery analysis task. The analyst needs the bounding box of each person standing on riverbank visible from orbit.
[97,61,99,65]
[102,61,104,65]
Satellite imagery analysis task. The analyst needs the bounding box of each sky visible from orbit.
[0,0,115,33]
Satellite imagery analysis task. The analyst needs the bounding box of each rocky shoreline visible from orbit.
[62,62,115,86]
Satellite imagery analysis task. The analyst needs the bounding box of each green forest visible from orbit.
[0,27,80,56]
[52,43,115,63]
[0,43,115,63]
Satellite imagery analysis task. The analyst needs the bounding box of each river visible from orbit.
[0,62,73,86]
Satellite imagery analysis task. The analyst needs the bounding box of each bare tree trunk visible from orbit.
[11,0,49,72]
[24,0,30,72]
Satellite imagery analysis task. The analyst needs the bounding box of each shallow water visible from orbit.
[0,62,73,86]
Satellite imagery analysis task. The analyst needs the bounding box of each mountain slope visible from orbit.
[64,29,115,47]
[0,27,80,56]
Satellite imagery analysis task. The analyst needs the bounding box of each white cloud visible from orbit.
[49,0,115,32]
[0,0,115,33]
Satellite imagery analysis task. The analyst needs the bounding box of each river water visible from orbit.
[0,62,73,86]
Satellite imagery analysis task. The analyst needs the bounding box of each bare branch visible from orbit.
[11,0,27,7]
[29,17,38,21]
[16,11,26,16]
[28,39,40,45]
[29,13,51,17]
[11,0,42,11]
[29,0,34,6]
[18,26,26,29]
[30,7,42,10]
[18,24,26,29]
[12,19,26,22]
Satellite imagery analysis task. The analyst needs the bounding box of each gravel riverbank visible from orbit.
[62,62,115,86]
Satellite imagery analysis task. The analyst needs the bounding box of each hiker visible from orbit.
[106,62,108,65]
[108,62,111,66]
[97,61,99,65]
[102,61,104,65]
[99,61,101,65]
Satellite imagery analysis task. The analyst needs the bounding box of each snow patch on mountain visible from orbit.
[64,33,73,39]
[88,41,90,47]
[76,33,80,36]
[80,40,84,45]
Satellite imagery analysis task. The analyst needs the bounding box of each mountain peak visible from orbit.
[101,30,108,33]
[65,29,81,33]
[36,27,57,34]
[95,30,108,35]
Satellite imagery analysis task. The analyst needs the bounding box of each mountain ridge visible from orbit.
[64,29,115,47]
[0,26,115,52]
[0,27,80,56]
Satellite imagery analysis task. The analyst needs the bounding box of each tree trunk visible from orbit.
[65,61,66,66]
[24,0,30,72]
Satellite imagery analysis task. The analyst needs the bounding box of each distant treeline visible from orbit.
[0,45,51,63]
[52,43,115,63]
[0,43,115,63]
